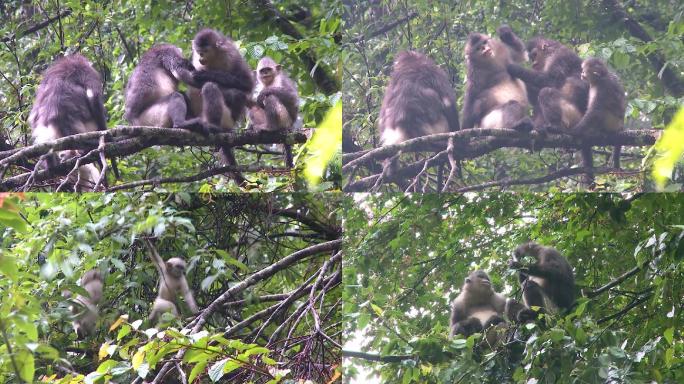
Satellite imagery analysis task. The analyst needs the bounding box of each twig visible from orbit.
[342,350,414,363]
[349,11,419,43]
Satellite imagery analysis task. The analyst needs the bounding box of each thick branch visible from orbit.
[1,10,73,43]
[597,294,651,324]
[586,261,649,298]
[349,11,419,43]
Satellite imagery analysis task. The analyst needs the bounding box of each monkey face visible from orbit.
[166,258,187,278]
[464,270,493,294]
[258,66,276,86]
[581,58,606,83]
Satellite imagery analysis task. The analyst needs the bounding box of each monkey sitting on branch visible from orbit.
[248,56,300,168]
[145,240,199,323]
[510,242,575,316]
[450,270,535,344]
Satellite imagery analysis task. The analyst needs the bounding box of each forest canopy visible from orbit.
[0,0,342,192]
[342,193,684,383]
[342,0,684,192]
[0,192,342,383]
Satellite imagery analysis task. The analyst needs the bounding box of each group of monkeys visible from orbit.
[29,28,299,190]
[378,26,626,186]
[450,242,575,341]
[69,240,198,338]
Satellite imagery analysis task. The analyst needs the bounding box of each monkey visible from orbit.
[509,242,575,315]
[175,29,255,185]
[506,37,589,133]
[450,270,536,339]
[249,56,299,168]
[377,50,460,147]
[461,26,533,132]
[124,44,207,132]
[29,54,114,191]
[146,241,199,323]
[70,269,103,338]
[570,58,626,184]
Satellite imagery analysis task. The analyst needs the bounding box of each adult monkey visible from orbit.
[571,58,626,184]
[176,28,254,185]
[145,240,199,323]
[461,26,533,132]
[510,242,575,315]
[249,56,299,168]
[125,44,208,133]
[506,37,589,133]
[450,270,535,339]
[29,54,117,190]
[377,50,460,185]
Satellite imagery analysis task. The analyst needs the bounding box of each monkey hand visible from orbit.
[517,308,537,323]
[509,259,523,270]
[497,25,515,43]
[175,68,195,85]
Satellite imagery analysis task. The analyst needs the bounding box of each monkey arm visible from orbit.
[180,280,199,314]
[497,25,525,58]
[257,87,298,109]
[461,93,483,129]
[507,64,554,89]
[179,69,254,93]
[144,240,165,275]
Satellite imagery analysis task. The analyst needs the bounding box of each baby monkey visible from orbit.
[69,269,103,338]
[146,240,199,323]
[249,57,299,168]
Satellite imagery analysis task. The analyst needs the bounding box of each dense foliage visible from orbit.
[343,193,684,383]
[0,193,341,383]
[342,0,684,192]
[0,0,342,192]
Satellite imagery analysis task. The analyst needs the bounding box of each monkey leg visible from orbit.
[538,87,564,133]
[580,145,595,187]
[482,314,505,329]
[453,317,484,337]
[500,101,533,132]
[612,145,621,169]
[521,278,547,315]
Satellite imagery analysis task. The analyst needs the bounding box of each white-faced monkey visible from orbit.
[70,269,103,338]
[250,56,299,168]
[450,270,535,339]
[145,240,199,323]
[461,26,532,132]
[29,54,113,190]
[510,242,575,316]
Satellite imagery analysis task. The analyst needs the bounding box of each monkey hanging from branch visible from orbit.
[145,239,199,323]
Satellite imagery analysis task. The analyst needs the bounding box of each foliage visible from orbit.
[0,0,342,191]
[0,193,341,383]
[654,107,684,189]
[342,0,684,191]
[343,193,684,383]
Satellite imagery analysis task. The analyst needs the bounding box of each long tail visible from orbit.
[219,146,248,186]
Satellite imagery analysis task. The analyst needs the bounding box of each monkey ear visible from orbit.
[465,277,471,284]
[275,64,282,71]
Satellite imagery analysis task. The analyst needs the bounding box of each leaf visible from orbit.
[663,327,674,344]
[208,357,229,382]
[132,350,145,370]
[189,360,208,383]
[304,101,342,186]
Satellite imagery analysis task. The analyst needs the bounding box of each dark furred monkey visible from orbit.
[571,58,626,183]
[461,26,532,131]
[506,37,589,132]
[450,270,535,338]
[29,54,111,190]
[377,51,460,147]
[124,44,198,130]
[251,56,299,167]
[177,29,255,185]
[510,242,575,315]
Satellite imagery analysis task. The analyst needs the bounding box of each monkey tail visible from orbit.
[219,146,249,186]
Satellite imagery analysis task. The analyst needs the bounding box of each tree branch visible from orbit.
[1,10,73,43]
[349,11,419,43]
[342,350,414,363]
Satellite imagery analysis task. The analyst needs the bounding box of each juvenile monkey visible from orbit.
[450,270,535,338]
[146,241,198,322]
[250,56,299,167]
[461,26,532,131]
[70,269,103,338]
[506,37,588,133]
[571,58,626,184]
[510,242,575,315]
[29,54,112,190]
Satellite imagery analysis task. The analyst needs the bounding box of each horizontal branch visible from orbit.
[342,350,414,363]
[343,128,659,172]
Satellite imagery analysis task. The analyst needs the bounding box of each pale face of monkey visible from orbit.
[166,258,187,278]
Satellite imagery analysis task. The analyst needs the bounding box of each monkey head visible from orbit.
[391,50,433,72]
[192,29,234,67]
[525,38,561,71]
[465,33,507,68]
[166,257,187,278]
[463,270,494,296]
[581,58,608,84]
[256,57,281,87]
